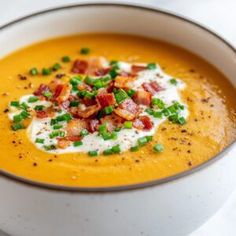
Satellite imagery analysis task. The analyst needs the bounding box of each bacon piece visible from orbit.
[82,97,97,106]
[133,90,151,106]
[48,79,63,92]
[33,84,50,96]
[71,60,88,74]
[96,93,116,108]
[131,65,146,75]
[73,104,101,119]
[77,83,92,92]
[100,114,124,132]
[66,119,87,137]
[86,57,108,75]
[133,116,153,130]
[66,136,82,142]
[57,139,70,149]
[106,81,115,93]
[142,81,163,95]
[114,76,135,89]
[71,57,108,75]
[95,68,110,76]
[35,110,48,119]
[54,84,71,104]
[114,98,139,120]
[87,119,99,133]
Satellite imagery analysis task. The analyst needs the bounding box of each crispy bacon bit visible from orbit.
[82,97,97,106]
[72,57,108,75]
[74,104,100,118]
[77,83,92,92]
[142,81,163,95]
[48,79,63,92]
[35,110,48,119]
[133,90,151,106]
[114,98,139,120]
[87,119,99,133]
[57,138,70,149]
[66,119,87,137]
[139,116,153,130]
[71,60,88,74]
[61,100,70,110]
[106,81,115,93]
[95,68,110,76]
[86,57,108,75]
[131,65,146,75]
[66,136,81,142]
[54,84,71,104]
[96,93,116,108]
[133,116,153,130]
[114,76,135,89]
[33,84,50,96]
[100,114,124,132]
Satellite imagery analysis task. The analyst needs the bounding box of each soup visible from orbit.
[0,34,235,187]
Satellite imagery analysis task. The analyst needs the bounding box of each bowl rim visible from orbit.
[0,2,235,193]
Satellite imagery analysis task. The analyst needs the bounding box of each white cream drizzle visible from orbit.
[8,61,188,154]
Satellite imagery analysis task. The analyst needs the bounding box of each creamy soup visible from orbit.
[0,34,235,187]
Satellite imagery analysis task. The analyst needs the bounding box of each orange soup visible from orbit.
[0,34,235,187]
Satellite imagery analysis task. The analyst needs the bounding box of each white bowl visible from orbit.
[0,3,235,236]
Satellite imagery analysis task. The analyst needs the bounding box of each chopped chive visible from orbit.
[114,89,128,104]
[80,129,89,137]
[124,121,133,129]
[130,146,139,152]
[84,76,94,85]
[98,123,107,135]
[73,141,83,147]
[11,123,24,131]
[49,130,65,139]
[28,96,39,103]
[104,106,113,115]
[138,137,148,146]
[147,63,156,70]
[127,89,135,97]
[29,67,38,76]
[20,102,29,110]
[170,78,178,85]
[80,47,90,55]
[34,105,45,111]
[42,68,52,76]
[43,91,53,98]
[56,113,72,123]
[35,138,44,144]
[70,76,82,90]
[103,148,113,155]
[102,131,117,140]
[145,108,154,115]
[109,69,118,79]
[13,111,29,122]
[69,101,80,107]
[52,63,61,71]
[146,135,153,142]
[43,145,56,151]
[178,116,186,125]
[10,101,20,107]
[88,150,98,156]
[110,60,120,69]
[153,111,163,118]
[61,56,71,63]
[53,124,63,130]
[153,143,164,153]
[152,98,165,109]
[114,127,121,132]
[111,144,121,153]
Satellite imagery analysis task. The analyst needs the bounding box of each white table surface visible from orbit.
[0,1,235,235]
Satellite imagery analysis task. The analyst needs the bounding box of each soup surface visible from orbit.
[0,34,235,187]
